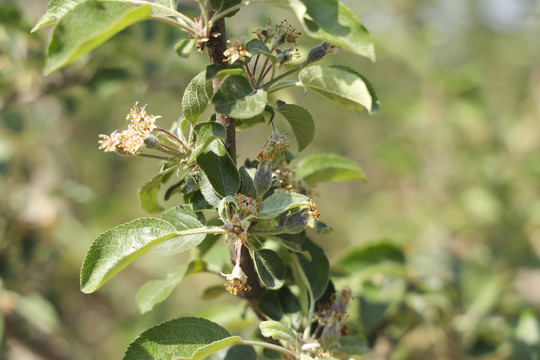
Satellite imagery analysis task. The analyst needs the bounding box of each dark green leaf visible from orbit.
[299,238,329,300]
[124,317,240,360]
[198,171,223,207]
[253,249,285,290]
[209,0,242,17]
[197,142,240,197]
[209,345,257,360]
[276,101,315,152]
[154,206,206,255]
[183,70,214,124]
[296,153,366,184]
[299,65,376,113]
[44,2,152,75]
[136,265,188,314]
[212,75,267,119]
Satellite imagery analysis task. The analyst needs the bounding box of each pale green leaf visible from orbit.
[136,265,188,314]
[32,0,82,33]
[212,75,268,119]
[188,122,227,162]
[253,249,285,290]
[299,65,375,113]
[257,192,311,219]
[183,71,214,124]
[197,142,240,197]
[259,320,296,343]
[154,206,206,256]
[123,317,237,359]
[44,2,152,75]
[337,242,405,274]
[175,38,196,58]
[191,336,243,360]
[276,101,314,152]
[296,153,366,184]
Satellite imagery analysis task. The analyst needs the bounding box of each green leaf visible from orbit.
[80,218,220,293]
[257,192,311,219]
[152,0,179,17]
[136,264,188,314]
[337,241,405,274]
[206,64,245,80]
[189,122,227,161]
[277,0,375,60]
[199,171,223,207]
[183,70,214,124]
[175,38,196,58]
[154,206,206,256]
[209,345,257,360]
[198,142,240,197]
[299,65,376,113]
[246,39,277,61]
[32,0,83,32]
[239,166,257,197]
[138,168,176,214]
[212,75,268,119]
[209,0,242,17]
[276,101,314,152]
[80,218,176,293]
[259,320,296,343]
[296,153,366,184]
[124,317,239,360]
[44,1,152,75]
[298,238,329,300]
[253,249,285,290]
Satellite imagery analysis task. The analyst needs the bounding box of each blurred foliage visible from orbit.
[1,0,540,359]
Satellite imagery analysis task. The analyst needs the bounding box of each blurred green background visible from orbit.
[1,0,540,359]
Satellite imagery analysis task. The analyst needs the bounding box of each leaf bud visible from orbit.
[143,134,160,149]
[254,162,273,196]
[283,209,311,234]
[305,42,333,64]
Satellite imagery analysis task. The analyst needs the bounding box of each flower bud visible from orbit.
[143,134,160,149]
[306,42,332,64]
[254,162,273,196]
[283,209,310,234]
[320,322,341,350]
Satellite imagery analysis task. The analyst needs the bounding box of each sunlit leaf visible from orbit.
[264,0,375,60]
[136,265,188,314]
[154,206,206,256]
[44,2,152,75]
[138,168,176,214]
[124,317,240,360]
[257,192,311,219]
[299,65,376,113]
[183,70,214,124]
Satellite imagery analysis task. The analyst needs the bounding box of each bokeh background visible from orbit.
[1,0,540,359]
